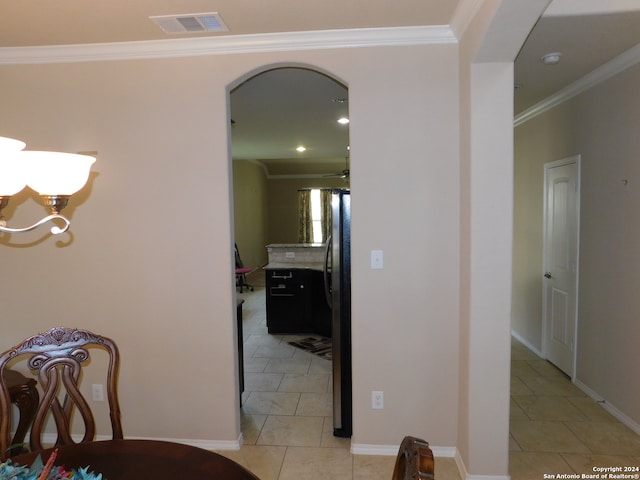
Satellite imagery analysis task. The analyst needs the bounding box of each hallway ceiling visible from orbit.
[1,1,639,175]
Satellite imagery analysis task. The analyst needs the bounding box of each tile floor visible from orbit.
[218,287,640,480]
[509,339,640,479]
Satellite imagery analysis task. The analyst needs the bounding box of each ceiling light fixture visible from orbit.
[296,146,306,153]
[337,117,349,125]
[541,52,562,65]
[0,136,96,235]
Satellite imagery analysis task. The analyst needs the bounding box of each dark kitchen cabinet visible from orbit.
[265,268,330,336]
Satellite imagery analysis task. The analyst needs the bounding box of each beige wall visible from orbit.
[0,2,544,475]
[266,177,346,244]
[513,63,640,427]
[232,160,269,268]
[232,160,346,263]
[0,45,463,450]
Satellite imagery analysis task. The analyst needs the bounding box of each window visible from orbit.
[310,188,323,243]
[298,188,331,244]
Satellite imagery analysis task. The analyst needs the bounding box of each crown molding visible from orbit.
[514,42,640,126]
[0,26,456,65]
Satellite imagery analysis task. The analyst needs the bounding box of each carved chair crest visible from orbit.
[0,327,123,457]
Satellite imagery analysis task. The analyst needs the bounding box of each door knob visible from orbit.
[544,272,552,279]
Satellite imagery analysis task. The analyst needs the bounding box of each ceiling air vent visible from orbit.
[150,12,228,34]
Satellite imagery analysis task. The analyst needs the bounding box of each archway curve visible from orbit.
[227,61,349,94]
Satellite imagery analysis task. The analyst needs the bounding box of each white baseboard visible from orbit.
[454,450,511,480]
[352,443,505,480]
[350,443,456,458]
[574,379,640,436]
[510,330,543,358]
[350,443,397,456]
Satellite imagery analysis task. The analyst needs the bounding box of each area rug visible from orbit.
[288,336,332,360]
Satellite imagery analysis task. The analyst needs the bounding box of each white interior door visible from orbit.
[543,156,580,377]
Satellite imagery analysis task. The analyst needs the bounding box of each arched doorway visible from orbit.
[229,66,352,443]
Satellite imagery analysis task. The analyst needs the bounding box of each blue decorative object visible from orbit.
[0,451,104,479]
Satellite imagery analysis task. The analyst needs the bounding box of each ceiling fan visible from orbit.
[325,157,350,179]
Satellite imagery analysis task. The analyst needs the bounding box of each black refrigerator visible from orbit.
[324,188,352,437]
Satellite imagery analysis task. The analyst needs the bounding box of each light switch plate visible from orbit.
[371,250,384,269]
[372,390,384,409]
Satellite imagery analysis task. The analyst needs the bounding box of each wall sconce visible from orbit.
[0,136,96,235]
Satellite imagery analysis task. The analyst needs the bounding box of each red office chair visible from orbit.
[235,243,254,293]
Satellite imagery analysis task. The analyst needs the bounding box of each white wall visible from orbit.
[513,62,640,428]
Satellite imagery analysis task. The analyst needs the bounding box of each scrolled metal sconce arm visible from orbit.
[0,195,71,235]
[0,214,71,235]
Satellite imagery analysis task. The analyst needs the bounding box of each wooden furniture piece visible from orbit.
[392,436,435,480]
[265,267,331,336]
[2,370,39,454]
[10,439,260,479]
[0,327,123,459]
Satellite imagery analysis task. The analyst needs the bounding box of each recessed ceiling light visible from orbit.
[296,146,306,153]
[541,52,562,65]
[337,117,349,125]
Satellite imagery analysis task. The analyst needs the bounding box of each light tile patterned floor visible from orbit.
[510,339,640,479]
[219,287,640,480]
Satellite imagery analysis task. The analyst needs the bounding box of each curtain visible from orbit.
[320,189,332,243]
[298,189,313,243]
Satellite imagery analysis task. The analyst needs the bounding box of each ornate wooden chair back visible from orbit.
[392,436,435,480]
[0,327,123,458]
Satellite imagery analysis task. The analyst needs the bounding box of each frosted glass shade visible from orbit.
[21,151,96,195]
[0,136,28,196]
[0,154,28,196]
[0,136,26,153]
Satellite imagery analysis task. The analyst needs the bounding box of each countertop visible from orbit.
[264,262,325,271]
[266,243,325,249]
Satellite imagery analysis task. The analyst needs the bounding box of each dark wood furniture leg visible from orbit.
[3,370,39,455]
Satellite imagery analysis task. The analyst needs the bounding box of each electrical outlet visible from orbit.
[285,251,295,258]
[92,383,104,402]
[372,390,384,409]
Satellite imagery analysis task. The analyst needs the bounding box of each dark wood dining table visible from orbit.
[10,439,260,479]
